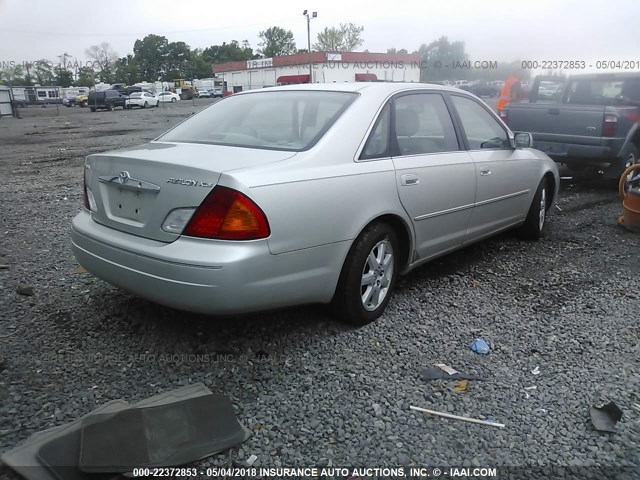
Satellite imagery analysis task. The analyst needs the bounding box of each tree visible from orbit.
[202,40,256,65]
[133,34,170,81]
[54,66,74,87]
[258,26,296,57]
[85,42,118,83]
[190,49,214,79]
[114,55,141,84]
[0,64,29,85]
[33,60,55,85]
[418,36,468,81]
[165,41,192,79]
[76,66,96,87]
[387,48,408,54]
[314,23,364,52]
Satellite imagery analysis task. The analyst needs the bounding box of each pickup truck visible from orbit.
[501,72,640,179]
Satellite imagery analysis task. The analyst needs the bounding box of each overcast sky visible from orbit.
[1,0,638,67]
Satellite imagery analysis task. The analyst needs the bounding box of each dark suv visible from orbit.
[88,89,127,112]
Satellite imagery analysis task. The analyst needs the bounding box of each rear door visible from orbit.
[390,92,476,261]
[449,94,537,239]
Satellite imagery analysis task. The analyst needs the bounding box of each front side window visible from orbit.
[393,93,459,156]
[159,91,357,151]
[451,95,510,150]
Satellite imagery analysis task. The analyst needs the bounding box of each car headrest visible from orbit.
[396,108,419,137]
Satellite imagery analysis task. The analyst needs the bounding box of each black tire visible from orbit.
[143,102,148,109]
[106,103,113,111]
[518,178,549,240]
[171,97,177,103]
[331,222,399,326]
[90,107,96,112]
[620,146,638,181]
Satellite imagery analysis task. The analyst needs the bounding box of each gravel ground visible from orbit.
[0,103,639,479]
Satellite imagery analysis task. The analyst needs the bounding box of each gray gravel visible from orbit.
[0,103,639,478]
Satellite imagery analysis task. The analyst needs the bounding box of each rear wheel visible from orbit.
[171,97,177,103]
[332,222,399,326]
[518,178,549,240]
[621,147,638,183]
[106,103,113,111]
[90,107,96,112]
[143,102,148,109]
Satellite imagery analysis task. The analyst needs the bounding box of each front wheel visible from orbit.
[332,222,399,326]
[171,97,177,103]
[518,178,549,240]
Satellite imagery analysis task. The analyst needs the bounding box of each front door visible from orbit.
[449,94,536,240]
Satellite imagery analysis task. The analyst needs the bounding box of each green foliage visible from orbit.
[54,66,74,87]
[133,34,169,81]
[258,26,297,58]
[76,66,96,87]
[114,55,141,84]
[202,40,256,64]
[0,64,29,85]
[314,23,364,52]
[418,36,468,81]
[33,60,55,85]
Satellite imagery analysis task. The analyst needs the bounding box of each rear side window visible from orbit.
[159,91,357,151]
[566,78,640,105]
[360,104,391,159]
[393,93,459,156]
[451,95,510,150]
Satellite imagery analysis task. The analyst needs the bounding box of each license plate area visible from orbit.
[104,187,155,225]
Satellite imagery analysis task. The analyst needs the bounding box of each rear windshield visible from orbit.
[158,90,358,151]
[565,78,640,105]
[130,93,142,98]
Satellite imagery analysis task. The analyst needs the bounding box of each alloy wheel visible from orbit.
[361,240,394,311]
[539,187,546,231]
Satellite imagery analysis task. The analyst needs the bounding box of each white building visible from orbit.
[213,51,421,93]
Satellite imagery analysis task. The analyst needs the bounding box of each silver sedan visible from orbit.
[71,83,559,325]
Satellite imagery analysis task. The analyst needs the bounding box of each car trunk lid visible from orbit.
[85,142,295,242]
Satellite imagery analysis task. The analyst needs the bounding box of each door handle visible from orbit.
[401,174,419,186]
[480,167,491,176]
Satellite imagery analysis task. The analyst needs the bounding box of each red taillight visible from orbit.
[183,186,270,240]
[602,113,617,137]
[499,109,508,125]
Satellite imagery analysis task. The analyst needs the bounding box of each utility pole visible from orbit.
[303,10,317,83]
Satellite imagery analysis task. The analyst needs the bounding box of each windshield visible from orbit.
[158,90,358,151]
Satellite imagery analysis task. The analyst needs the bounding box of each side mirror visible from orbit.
[513,132,533,148]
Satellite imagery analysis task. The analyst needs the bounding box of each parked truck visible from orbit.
[501,72,640,179]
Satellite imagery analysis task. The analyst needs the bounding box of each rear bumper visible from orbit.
[71,210,348,315]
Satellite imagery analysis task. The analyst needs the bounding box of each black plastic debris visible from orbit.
[78,394,249,472]
[419,367,483,381]
[1,384,249,480]
[590,401,623,433]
